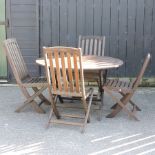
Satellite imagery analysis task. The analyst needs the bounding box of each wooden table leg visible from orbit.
[99,70,107,103]
[98,70,107,120]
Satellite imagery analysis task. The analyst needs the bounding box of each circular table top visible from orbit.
[36,55,123,70]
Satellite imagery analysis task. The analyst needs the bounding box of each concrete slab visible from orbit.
[0,86,155,155]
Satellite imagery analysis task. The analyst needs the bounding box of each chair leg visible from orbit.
[15,87,46,113]
[104,87,139,121]
[120,92,141,111]
[98,92,104,121]
[32,87,51,105]
[98,69,107,121]
[16,100,45,113]
[81,97,90,123]
[110,102,120,109]
[46,107,53,129]
[111,92,141,111]
[48,90,61,119]
[81,88,94,133]
[15,102,30,113]
[54,95,58,103]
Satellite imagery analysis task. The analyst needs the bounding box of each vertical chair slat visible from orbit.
[94,39,98,55]
[7,42,20,76]
[13,42,23,77]
[78,51,85,94]
[8,42,22,78]
[98,39,102,56]
[6,39,29,81]
[60,51,68,92]
[85,39,89,55]
[10,42,22,79]
[12,42,24,79]
[111,79,116,87]
[78,35,105,56]
[102,37,106,56]
[78,35,82,48]
[73,52,80,93]
[89,39,93,55]
[16,41,28,77]
[9,42,20,77]
[67,52,74,92]
[54,50,62,92]
[48,52,57,92]
[81,40,85,55]
[12,42,25,78]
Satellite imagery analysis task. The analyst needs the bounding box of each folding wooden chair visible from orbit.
[78,35,106,82]
[78,35,106,120]
[3,38,52,114]
[78,35,106,121]
[78,35,105,56]
[103,53,151,120]
[43,46,94,133]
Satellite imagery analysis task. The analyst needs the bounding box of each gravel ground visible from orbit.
[0,86,155,155]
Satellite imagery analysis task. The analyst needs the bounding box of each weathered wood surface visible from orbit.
[36,55,123,70]
[43,47,94,133]
[3,38,51,114]
[103,53,151,120]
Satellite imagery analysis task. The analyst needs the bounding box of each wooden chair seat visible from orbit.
[22,77,48,87]
[104,79,134,93]
[51,88,92,99]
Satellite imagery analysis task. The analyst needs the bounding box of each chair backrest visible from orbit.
[133,53,151,90]
[78,35,105,56]
[3,38,29,83]
[43,46,85,96]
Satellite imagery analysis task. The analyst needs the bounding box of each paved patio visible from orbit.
[0,86,155,155]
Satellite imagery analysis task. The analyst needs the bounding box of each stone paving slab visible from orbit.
[0,86,155,155]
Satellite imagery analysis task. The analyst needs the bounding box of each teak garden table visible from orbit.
[36,55,123,70]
